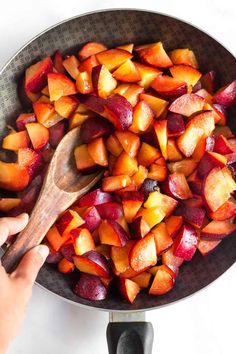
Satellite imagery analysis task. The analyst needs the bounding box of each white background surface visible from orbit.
[0,1,236,353]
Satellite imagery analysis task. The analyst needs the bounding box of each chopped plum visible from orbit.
[173,223,198,261]
[74,274,107,301]
[80,116,114,143]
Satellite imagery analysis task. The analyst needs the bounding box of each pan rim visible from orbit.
[1,8,235,311]
[35,261,235,312]
[0,7,235,76]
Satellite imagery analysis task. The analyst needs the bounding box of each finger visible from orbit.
[11,245,49,286]
[0,214,29,246]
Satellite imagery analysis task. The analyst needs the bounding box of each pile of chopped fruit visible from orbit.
[1,40,236,303]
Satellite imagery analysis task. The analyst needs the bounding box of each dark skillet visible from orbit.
[0,9,236,354]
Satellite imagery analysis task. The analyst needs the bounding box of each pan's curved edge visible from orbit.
[0,8,235,77]
[35,260,236,312]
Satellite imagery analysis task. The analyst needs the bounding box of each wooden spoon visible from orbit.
[1,126,103,273]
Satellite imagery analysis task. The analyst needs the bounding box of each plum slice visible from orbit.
[112,151,138,176]
[62,55,80,79]
[165,216,183,239]
[96,48,132,71]
[104,94,133,131]
[53,49,65,74]
[173,223,198,261]
[111,241,135,274]
[149,265,175,295]
[208,198,236,221]
[26,123,49,151]
[167,113,185,137]
[177,110,215,157]
[118,278,140,303]
[139,93,168,118]
[135,42,172,68]
[0,198,21,213]
[154,120,168,160]
[54,96,78,118]
[0,162,30,192]
[201,220,236,240]
[138,142,161,167]
[152,222,173,256]
[2,131,30,151]
[48,72,77,101]
[169,93,204,117]
[78,41,107,61]
[56,209,84,237]
[16,113,36,131]
[25,57,53,93]
[18,148,43,178]
[181,205,205,228]
[98,219,129,247]
[197,239,221,256]
[130,233,157,272]
[136,207,165,229]
[78,188,113,207]
[49,121,65,148]
[74,274,107,301]
[76,71,93,95]
[60,242,75,262]
[74,250,111,277]
[58,258,75,274]
[129,216,151,240]
[162,172,192,200]
[203,167,230,212]
[96,202,123,220]
[135,62,161,89]
[170,64,202,88]
[214,135,234,155]
[87,137,108,167]
[129,100,154,133]
[113,59,141,82]
[121,191,144,223]
[102,175,131,192]
[74,144,97,173]
[162,246,184,274]
[213,79,236,107]
[169,48,198,68]
[144,191,178,217]
[197,151,227,179]
[200,70,216,94]
[71,228,95,256]
[151,74,187,99]
[148,157,168,183]
[192,136,215,161]
[131,272,151,289]
[92,64,117,98]
[115,131,140,158]
[46,249,63,264]
[80,207,101,232]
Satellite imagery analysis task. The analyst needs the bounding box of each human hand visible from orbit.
[0,214,49,354]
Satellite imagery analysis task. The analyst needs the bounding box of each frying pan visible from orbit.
[0,9,236,354]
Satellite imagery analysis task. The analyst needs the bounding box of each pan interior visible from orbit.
[0,9,236,311]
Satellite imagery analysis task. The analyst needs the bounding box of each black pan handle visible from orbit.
[106,320,154,354]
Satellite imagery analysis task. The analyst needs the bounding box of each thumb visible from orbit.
[0,213,29,246]
[12,245,49,285]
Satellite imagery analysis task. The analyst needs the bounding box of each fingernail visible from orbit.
[18,213,29,220]
[35,245,49,261]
